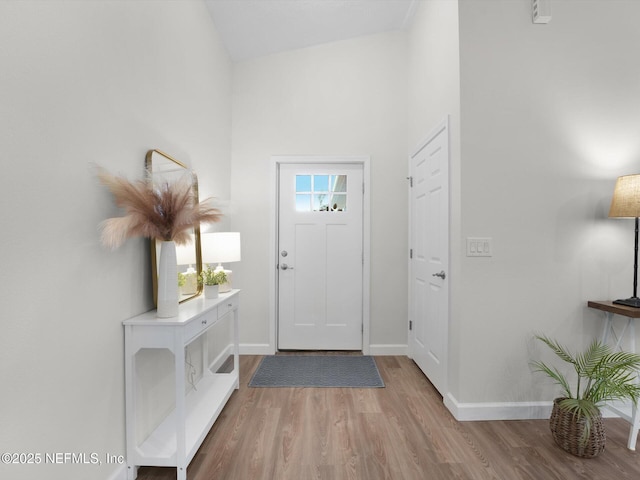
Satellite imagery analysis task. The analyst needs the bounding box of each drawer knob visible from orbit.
[202,319,207,325]
[228,303,233,307]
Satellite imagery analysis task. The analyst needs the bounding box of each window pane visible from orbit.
[313,194,331,211]
[296,175,311,193]
[331,194,347,211]
[296,194,311,211]
[314,175,329,192]
[296,174,347,212]
[331,175,347,193]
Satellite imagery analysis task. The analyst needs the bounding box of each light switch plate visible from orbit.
[467,237,493,257]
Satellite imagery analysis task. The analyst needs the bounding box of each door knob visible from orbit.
[280,263,294,270]
[432,270,446,280]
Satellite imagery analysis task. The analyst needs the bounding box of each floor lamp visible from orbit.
[609,174,640,308]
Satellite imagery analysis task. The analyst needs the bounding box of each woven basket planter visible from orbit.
[549,398,606,458]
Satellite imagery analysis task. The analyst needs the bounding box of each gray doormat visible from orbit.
[249,355,385,388]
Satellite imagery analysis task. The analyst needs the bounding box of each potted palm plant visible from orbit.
[532,334,640,458]
[199,266,227,299]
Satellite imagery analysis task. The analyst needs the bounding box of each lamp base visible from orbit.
[613,297,640,308]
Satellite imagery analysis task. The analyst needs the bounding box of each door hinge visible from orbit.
[362,182,365,194]
[409,248,413,259]
[406,176,413,187]
[409,320,413,331]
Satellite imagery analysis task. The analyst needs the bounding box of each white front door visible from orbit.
[409,118,450,396]
[278,163,364,350]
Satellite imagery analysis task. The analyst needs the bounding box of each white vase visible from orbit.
[204,284,219,299]
[157,240,179,318]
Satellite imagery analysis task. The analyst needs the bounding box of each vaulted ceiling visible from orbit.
[205,0,418,62]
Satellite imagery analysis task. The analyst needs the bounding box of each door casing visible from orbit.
[270,155,371,354]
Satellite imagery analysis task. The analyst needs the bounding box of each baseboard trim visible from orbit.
[209,344,234,372]
[444,393,553,421]
[444,394,633,421]
[240,343,275,355]
[368,344,408,356]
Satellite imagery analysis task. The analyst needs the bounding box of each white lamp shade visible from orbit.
[202,232,241,265]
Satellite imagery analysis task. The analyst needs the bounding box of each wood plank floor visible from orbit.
[136,355,640,480]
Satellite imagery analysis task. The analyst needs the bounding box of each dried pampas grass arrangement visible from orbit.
[96,166,222,249]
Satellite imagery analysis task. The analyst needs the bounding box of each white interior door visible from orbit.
[409,119,450,396]
[278,163,363,350]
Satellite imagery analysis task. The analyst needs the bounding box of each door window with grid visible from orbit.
[295,174,347,212]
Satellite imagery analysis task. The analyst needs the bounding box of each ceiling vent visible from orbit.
[532,0,552,24]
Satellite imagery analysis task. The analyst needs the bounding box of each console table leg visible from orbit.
[601,313,613,344]
[124,326,137,480]
[628,403,639,451]
[175,337,187,480]
[126,465,136,480]
[177,467,186,480]
[233,309,240,389]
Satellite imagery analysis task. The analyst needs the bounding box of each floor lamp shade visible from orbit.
[609,174,640,307]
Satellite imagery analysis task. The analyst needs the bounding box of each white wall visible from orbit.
[0,2,231,479]
[455,0,640,409]
[408,1,460,151]
[231,32,408,353]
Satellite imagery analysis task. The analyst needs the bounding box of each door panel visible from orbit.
[278,163,363,350]
[410,119,449,395]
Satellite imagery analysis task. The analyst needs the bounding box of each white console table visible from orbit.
[124,290,240,480]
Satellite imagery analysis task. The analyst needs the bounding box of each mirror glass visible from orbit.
[145,149,202,305]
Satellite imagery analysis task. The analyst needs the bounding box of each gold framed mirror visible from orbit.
[145,149,203,305]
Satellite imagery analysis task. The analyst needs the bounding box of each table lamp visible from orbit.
[609,174,640,308]
[201,232,241,293]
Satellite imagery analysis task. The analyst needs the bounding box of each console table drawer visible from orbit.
[184,308,217,343]
[218,296,238,319]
